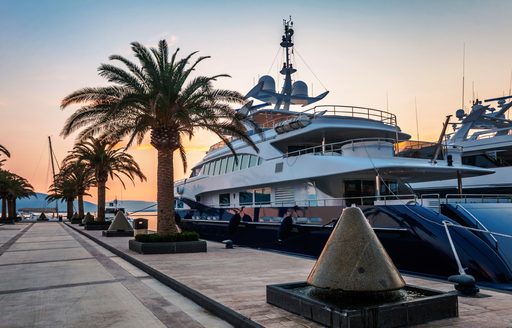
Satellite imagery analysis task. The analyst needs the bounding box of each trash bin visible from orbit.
[133,218,148,236]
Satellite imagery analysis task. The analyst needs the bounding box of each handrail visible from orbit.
[304,105,397,127]
[445,194,512,204]
[456,204,499,249]
[419,193,441,212]
[187,194,418,209]
[208,104,398,153]
[280,137,396,159]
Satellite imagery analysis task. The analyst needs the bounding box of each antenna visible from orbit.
[414,97,420,145]
[509,69,512,96]
[472,81,475,103]
[461,43,465,109]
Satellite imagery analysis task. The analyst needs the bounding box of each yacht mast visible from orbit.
[275,17,296,111]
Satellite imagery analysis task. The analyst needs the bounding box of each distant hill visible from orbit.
[14,193,97,213]
[6,192,157,213]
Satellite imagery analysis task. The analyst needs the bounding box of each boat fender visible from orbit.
[228,213,242,236]
[278,216,294,241]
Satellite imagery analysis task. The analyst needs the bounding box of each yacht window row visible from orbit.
[191,154,262,177]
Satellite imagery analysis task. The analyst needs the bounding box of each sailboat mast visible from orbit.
[48,136,57,180]
[48,136,59,217]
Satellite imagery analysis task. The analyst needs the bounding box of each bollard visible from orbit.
[133,218,148,236]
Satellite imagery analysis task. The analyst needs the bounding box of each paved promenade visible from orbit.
[3,222,512,327]
[0,222,230,328]
[71,223,512,328]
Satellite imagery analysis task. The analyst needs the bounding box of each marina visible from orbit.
[3,1,512,327]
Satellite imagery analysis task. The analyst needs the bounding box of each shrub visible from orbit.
[135,231,199,243]
[86,220,110,225]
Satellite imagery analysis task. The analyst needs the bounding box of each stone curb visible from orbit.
[64,223,263,328]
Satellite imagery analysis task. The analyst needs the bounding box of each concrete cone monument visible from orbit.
[307,206,405,296]
[82,212,94,224]
[107,211,133,232]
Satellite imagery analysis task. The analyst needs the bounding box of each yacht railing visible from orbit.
[445,194,512,204]
[303,105,397,126]
[419,193,442,212]
[282,137,396,158]
[191,194,418,210]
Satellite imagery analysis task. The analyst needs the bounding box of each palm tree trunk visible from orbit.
[78,194,84,219]
[96,180,106,222]
[12,198,16,219]
[157,149,178,235]
[67,199,73,220]
[1,197,6,220]
[7,199,14,219]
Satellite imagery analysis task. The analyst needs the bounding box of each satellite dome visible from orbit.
[258,75,276,92]
[291,80,308,97]
[455,109,465,120]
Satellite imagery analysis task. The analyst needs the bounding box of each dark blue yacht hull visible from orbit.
[180,204,512,290]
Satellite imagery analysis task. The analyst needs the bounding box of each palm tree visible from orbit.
[46,171,79,220]
[65,137,145,222]
[0,144,10,167]
[0,171,34,221]
[60,40,256,235]
[60,159,94,219]
[0,170,12,220]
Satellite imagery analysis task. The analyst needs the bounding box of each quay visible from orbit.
[1,222,512,327]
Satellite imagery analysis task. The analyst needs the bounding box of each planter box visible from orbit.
[102,230,134,237]
[267,282,458,328]
[84,223,111,230]
[129,239,207,254]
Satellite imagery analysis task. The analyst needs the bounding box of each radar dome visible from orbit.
[258,75,276,92]
[291,80,308,97]
[455,109,465,120]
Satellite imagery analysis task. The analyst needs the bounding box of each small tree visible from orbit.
[60,159,94,219]
[66,137,146,222]
[46,172,78,220]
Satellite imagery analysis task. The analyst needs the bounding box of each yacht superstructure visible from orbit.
[175,18,490,217]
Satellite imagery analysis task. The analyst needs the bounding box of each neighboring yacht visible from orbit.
[175,19,512,288]
[411,95,512,195]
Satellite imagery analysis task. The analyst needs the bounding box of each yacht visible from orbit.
[175,19,512,289]
[410,95,512,195]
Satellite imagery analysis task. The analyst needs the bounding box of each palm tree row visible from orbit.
[60,40,256,235]
[47,136,146,222]
[0,170,34,221]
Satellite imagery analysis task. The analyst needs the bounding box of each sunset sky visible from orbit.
[1,0,512,202]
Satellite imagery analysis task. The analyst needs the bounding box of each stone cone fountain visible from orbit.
[103,211,134,237]
[266,206,458,327]
[82,212,94,224]
[307,206,405,300]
